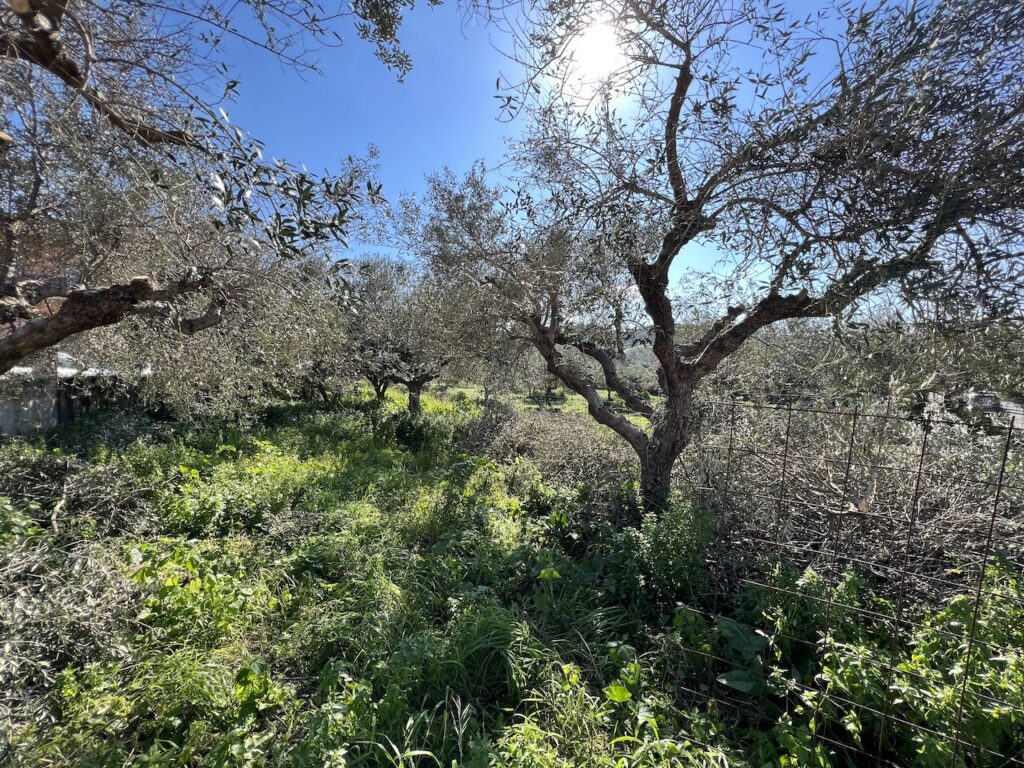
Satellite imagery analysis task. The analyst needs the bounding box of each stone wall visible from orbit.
[0,371,122,437]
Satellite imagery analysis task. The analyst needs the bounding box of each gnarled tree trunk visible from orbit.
[639,437,690,512]
[407,382,423,414]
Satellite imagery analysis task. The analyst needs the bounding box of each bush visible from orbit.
[1,501,135,732]
[129,540,280,647]
[815,565,1024,767]
[486,408,635,493]
[640,497,714,604]
[11,653,298,767]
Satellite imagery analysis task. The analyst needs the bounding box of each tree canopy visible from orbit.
[0,0,437,374]
[415,0,1024,507]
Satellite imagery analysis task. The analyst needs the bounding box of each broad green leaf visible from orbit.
[716,669,761,694]
[717,617,767,661]
[604,683,633,703]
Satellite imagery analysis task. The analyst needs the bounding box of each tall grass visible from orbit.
[1,393,1020,766]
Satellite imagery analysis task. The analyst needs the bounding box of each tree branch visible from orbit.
[688,244,940,380]
[529,315,649,455]
[178,297,226,335]
[664,56,693,207]
[568,337,654,417]
[1,14,194,147]
[628,258,681,393]
[0,270,216,373]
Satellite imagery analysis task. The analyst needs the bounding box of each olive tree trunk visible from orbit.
[370,378,389,401]
[407,382,423,414]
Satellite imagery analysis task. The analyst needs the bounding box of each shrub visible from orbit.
[815,565,1024,767]
[11,653,299,767]
[640,497,714,604]
[1,505,135,734]
[129,540,279,647]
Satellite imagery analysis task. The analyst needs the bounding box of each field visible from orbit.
[2,393,1022,767]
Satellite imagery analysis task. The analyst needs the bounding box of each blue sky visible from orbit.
[222,4,521,202]
[218,5,728,280]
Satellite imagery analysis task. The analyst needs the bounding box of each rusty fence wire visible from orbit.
[672,396,1023,766]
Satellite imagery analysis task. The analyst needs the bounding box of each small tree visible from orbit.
[347,258,459,414]
[425,0,1024,511]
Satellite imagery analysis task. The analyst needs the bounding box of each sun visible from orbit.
[568,21,625,83]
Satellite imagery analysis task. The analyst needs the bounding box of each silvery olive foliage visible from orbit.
[0,1,427,380]
[422,0,1024,508]
[345,256,495,411]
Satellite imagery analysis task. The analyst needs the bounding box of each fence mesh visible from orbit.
[673,397,1022,766]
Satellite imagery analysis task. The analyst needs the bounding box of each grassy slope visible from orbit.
[1,394,1022,767]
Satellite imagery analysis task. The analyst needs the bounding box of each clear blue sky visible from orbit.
[221,4,520,202]
[219,6,722,279]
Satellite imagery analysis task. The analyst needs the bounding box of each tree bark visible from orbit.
[639,452,673,513]
[637,388,695,512]
[613,303,625,357]
[407,382,423,414]
[0,273,222,374]
[370,378,389,401]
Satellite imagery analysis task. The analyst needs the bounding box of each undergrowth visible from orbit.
[1,394,1021,767]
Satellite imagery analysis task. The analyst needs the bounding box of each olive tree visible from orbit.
[347,257,466,413]
[424,0,1024,510]
[0,0,435,374]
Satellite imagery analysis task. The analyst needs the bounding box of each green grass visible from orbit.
[1,394,1022,767]
[511,388,651,429]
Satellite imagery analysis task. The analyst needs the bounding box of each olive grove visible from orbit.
[419,0,1024,509]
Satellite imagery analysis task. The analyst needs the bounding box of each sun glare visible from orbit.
[568,21,625,83]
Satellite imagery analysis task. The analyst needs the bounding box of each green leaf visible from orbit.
[716,669,761,694]
[717,617,766,661]
[604,683,633,703]
[538,567,561,581]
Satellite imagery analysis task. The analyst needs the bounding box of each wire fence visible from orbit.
[673,396,1023,767]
